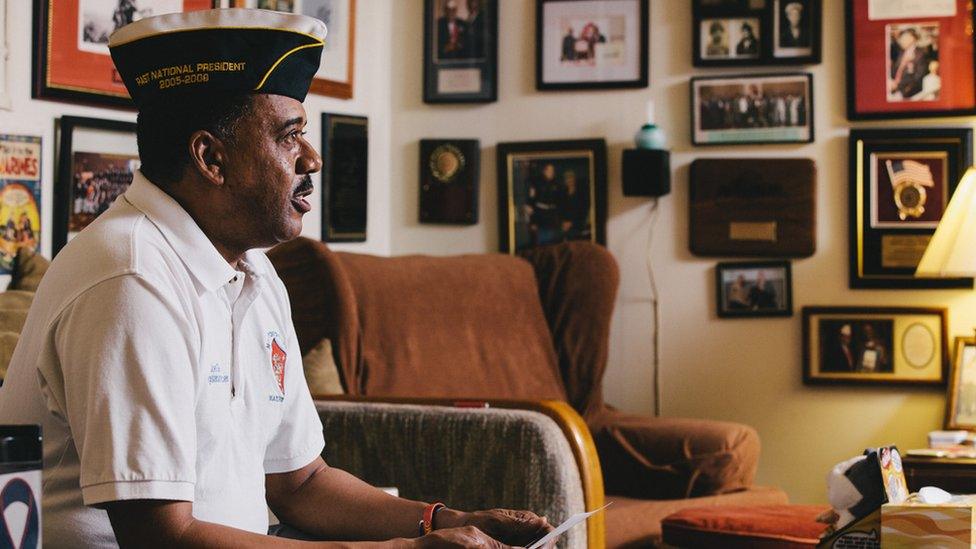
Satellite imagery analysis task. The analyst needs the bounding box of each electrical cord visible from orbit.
[645,197,661,417]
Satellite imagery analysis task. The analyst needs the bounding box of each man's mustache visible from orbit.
[293,175,313,194]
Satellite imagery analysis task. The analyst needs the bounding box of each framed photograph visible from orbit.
[32,0,213,108]
[849,128,973,289]
[802,306,948,386]
[946,336,976,429]
[419,139,479,224]
[690,73,813,146]
[690,158,816,257]
[715,261,792,318]
[227,0,356,99]
[0,135,42,274]
[536,0,648,91]
[496,139,607,254]
[846,0,976,120]
[321,113,367,243]
[55,116,139,256]
[693,0,822,66]
[423,0,497,103]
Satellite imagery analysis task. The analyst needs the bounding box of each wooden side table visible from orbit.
[902,455,976,493]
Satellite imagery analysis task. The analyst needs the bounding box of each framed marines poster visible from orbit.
[849,127,973,288]
[32,0,214,107]
[0,135,42,275]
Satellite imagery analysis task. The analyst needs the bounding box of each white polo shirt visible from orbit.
[0,172,325,547]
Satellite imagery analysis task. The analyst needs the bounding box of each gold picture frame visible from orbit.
[946,336,976,430]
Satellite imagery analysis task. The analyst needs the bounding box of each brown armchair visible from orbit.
[267,238,787,548]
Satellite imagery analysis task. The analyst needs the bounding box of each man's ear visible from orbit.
[188,130,227,186]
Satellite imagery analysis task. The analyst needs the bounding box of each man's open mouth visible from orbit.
[291,180,314,213]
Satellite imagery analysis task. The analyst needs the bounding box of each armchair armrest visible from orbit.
[315,396,604,549]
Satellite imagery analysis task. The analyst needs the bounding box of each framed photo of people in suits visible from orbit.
[692,0,822,67]
[536,0,649,90]
[496,139,606,254]
[423,0,497,103]
[846,0,976,120]
[848,128,974,289]
[802,306,948,386]
[715,261,793,318]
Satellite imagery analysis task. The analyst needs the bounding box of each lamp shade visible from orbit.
[917,167,976,277]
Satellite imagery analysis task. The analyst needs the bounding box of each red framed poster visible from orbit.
[846,0,976,120]
[32,0,215,108]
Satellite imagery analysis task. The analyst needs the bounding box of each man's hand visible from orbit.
[435,508,552,548]
[413,526,510,548]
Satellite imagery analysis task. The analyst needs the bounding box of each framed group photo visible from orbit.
[321,113,368,243]
[32,0,213,107]
[424,0,497,103]
[690,72,813,145]
[849,128,973,289]
[536,0,648,91]
[715,261,793,318]
[946,336,976,430]
[54,116,139,256]
[693,0,822,66]
[228,0,357,99]
[496,139,606,254]
[802,306,948,386]
[846,0,976,119]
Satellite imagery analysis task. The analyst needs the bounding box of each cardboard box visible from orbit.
[881,497,976,548]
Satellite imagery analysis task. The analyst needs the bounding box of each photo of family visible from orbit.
[818,319,894,373]
[510,155,594,251]
[716,262,791,317]
[558,16,626,67]
[69,152,139,233]
[700,18,760,60]
[886,22,941,102]
[692,73,812,144]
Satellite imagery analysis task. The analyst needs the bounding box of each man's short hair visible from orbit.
[136,93,254,186]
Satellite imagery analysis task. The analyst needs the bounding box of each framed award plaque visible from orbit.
[321,113,368,243]
[849,128,973,289]
[419,139,479,225]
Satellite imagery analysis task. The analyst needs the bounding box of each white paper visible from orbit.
[527,503,611,549]
[868,0,956,20]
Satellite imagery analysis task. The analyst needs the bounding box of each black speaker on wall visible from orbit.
[622,149,671,197]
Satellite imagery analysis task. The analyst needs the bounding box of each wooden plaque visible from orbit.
[419,139,479,225]
[690,158,816,257]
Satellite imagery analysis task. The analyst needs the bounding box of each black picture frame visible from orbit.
[423,0,498,103]
[716,261,793,318]
[496,139,607,254]
[535,0,649,91]
[845,0,976,120]
[419,139,480,225]
[690,72,814,146]
[693,0,822,67]
[802,306,948,386]
[321,113,368,243]
[54,116,138,256]
[848,128,974,289]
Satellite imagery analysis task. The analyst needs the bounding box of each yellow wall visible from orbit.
[385,0,976,503]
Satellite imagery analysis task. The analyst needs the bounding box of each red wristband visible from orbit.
[419,502,446,536]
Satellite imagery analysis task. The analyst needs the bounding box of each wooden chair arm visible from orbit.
[314,395,605,549]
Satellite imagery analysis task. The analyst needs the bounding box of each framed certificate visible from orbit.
[321,113,367,243]
[849,127,973,288]
[424,0,497,103]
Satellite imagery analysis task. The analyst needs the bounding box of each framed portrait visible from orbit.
[690,73,813,146]
[419,139,479,224]
[849,128,973,289]
[321,113,367,243]
[536,0,648,91]
[0,135,42,274]
[423,0,496,103]
[693,0,822,66]
[496,139,606,254]
[54,116,139,256]
[227,0,356,99]
[32,0,214,108]
[846,0,976,120]
[946,336,976,430]
[715,261,792,318]
[802,306,948,386]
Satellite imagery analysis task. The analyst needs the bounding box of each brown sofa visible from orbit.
[268,238,787,547]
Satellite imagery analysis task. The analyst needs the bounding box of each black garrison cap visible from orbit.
[108,8,327,109]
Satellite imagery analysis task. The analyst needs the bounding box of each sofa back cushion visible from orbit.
[336,251,566,401]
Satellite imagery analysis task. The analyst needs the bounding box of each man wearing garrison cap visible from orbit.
[0,9,551,548]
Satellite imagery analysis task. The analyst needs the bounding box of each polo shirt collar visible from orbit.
[123,171,238,294]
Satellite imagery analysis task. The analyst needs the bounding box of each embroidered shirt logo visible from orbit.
[270,338,286,393]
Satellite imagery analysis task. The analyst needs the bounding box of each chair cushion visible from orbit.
[596,410,761,499]
[661,504,830,549]
[303,338,344,396]
[9,246,49,291]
